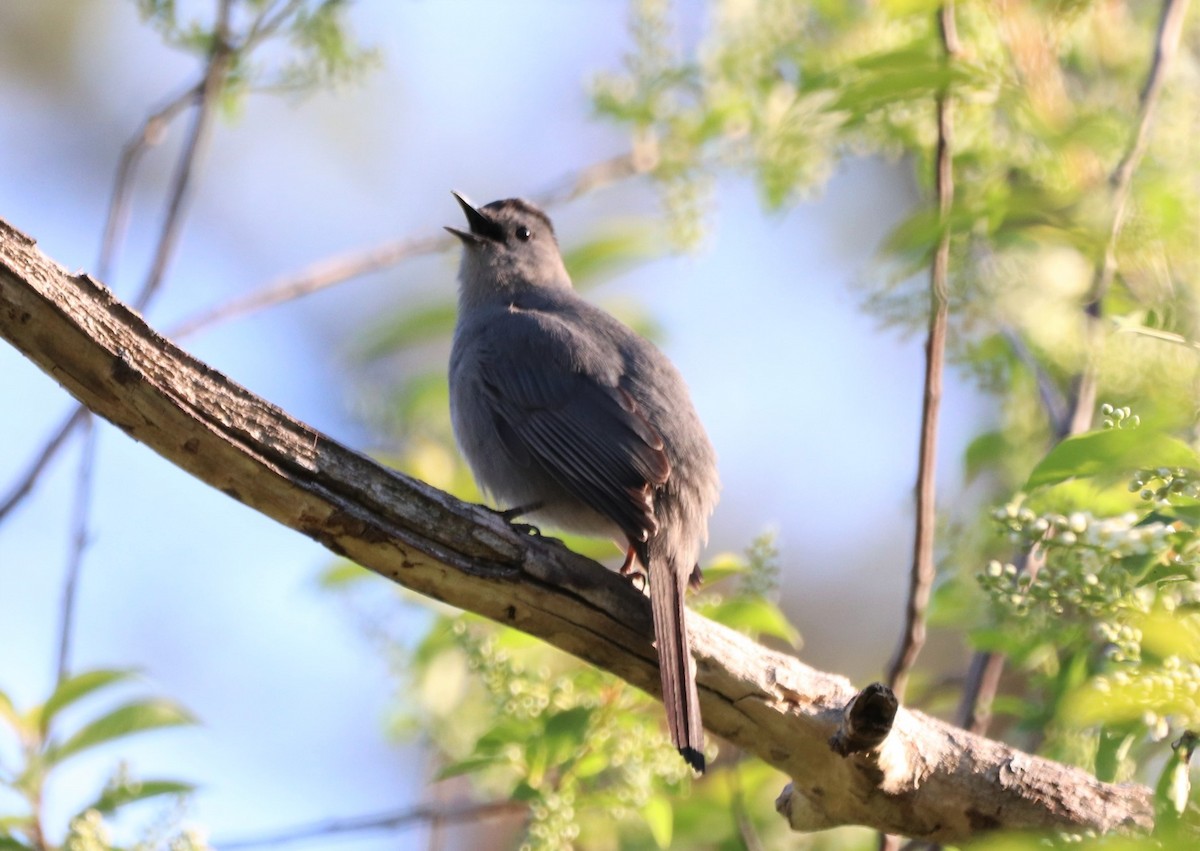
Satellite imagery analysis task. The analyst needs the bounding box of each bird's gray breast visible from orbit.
[449,300,627,538]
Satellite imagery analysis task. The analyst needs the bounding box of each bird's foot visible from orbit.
[510,521,542,538]
[497,502,544,537]
[619,546,648,592]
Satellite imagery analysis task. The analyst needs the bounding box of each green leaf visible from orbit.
[702,596,800,646]
[1095,725,1136,783]
[542,706,592,740]
[1137,562,1196,587]
[0,688,21,734]
[356,301,457,360]
[1155,732,1196,826]
[698,552,749,586]
[316,560,372,588]
[642,794,673,850]
[1139,611,1200,662]
[0,837,32,851]
[562,228,657,286]
[50,699,196,765]
[39,669,136,735]
[542,706,593,767]
[572,750,608,779]
[510,780,541,803]
[87,779,196,815]
[964,430,1008,483]
[1025,428,1200,489]
[435,754,504,781]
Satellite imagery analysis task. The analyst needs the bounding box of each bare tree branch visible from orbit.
[55,414,95,683]
[1065,0,1191,438]
[96,82,202,283]
[886,1,960,702]
[0,407,88,524]
[168,150,648,339]
[168,232,451,339]
[131,0,234,312]
[0,218,1154,842]
[0,148,648,537]
[217,800,525,849]
[52,0,236,682]
[955,0,1191,737]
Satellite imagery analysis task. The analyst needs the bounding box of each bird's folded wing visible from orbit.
[476,321,670,545]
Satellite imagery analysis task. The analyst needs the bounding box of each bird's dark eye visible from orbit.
[515,226,532,242]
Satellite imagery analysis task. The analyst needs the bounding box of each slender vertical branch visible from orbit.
[96,84,203,282]
[131,1,234,311]
[956,0,1192,736]
[886,2,960,701]
[1065,0,1190,438]
[55,415,95,682]
[52,0,235,682]
[0,407,89,523]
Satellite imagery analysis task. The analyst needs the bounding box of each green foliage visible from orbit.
[105,0,1200,846]
[336,1,1200,845]
[970,408,1200,837]
[326,534,798,850]
[134,0,378,105]
[0,671,199,851]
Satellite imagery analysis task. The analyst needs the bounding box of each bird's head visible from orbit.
[447,192,571,304]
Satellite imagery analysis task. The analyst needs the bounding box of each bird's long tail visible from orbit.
[648,548,705,772]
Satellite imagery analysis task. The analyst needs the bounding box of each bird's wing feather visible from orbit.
[475,309,670,544]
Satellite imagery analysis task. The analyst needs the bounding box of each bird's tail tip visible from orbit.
[680,746,706,774]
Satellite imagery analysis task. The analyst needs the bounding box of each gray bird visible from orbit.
[446,193,720,772]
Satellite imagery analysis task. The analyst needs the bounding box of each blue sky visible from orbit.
[0,2,987,848]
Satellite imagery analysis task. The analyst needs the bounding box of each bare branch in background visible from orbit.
[0,407,88,524]
[955,0,1191,736]
[168,232,452,339]
[168,150,648,339]
[53,0,236,682]
[218,800,526,849]
[0,146,648,536]
[886,1,960,701]
[55,414,94,682]
[1065,0,1191,438]
[131,1,234,312]
[96,83,202,282]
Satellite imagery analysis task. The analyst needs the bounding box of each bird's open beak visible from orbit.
[446,191,504,244]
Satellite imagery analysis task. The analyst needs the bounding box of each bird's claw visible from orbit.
[494,506,544,537]
[510,521,542,538]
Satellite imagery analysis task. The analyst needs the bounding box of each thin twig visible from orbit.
[96,83,203,282]
[1065,0,1191,438]
[1003,330,1068,438]
[0,407,89,523]
[886,2,960,702]
[168,233,450,338]
[131,1,234,311]
[55,416,95,682]
[168,151,646,339]
[0,148,646,526]
[245,0,306,49]
[52,0,235,683]
[0,51,213,530]
[216,800,525,849]
[954,0,1192,736]
[729,756,766,851]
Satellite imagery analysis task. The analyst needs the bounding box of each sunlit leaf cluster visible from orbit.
[135,0,378,104]
[0,671,199,851]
